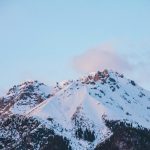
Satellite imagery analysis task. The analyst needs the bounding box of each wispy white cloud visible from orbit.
[72,43,133,73]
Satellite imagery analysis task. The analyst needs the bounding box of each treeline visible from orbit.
[75,127,95,142]
[95,120,150,150]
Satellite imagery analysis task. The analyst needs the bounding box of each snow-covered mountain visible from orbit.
[0,70,150,150]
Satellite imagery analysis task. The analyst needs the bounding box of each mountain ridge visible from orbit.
[0,69,150,150]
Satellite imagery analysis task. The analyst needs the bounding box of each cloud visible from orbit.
[72,42,150,90]
[72,43,133,74]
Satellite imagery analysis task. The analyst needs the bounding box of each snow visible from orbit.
[29,86,88,128]
[10,98,37,114]
[1,70,150,149]
[30,72,150,128]
[28,84,112,149]
[27,70,150,149]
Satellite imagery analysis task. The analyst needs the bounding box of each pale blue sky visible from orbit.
[0,0,150,91]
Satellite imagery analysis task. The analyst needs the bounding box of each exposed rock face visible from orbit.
[81,70,109,84]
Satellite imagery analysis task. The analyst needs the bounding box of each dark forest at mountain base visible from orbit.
[95,120,150,150]
[0,115,71,150]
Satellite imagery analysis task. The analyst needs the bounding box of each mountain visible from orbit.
[0,70,150,150]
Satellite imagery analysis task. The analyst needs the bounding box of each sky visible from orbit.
[0,0,150,92]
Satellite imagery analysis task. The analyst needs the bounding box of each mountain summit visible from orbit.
[0,70,150,150]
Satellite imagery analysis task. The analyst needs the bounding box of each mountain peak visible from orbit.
[6,80,44,96]
[0,80,53,116]
[79,69,124,86]
[0,70,150,150]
